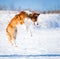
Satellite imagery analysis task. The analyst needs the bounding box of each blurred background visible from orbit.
[0,0,60,11]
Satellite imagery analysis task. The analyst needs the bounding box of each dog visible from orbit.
[6,11,40,46]
[6,11,29,46]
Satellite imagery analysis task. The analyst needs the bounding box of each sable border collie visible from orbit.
[6,11,40,46]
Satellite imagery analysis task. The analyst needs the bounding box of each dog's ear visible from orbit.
[33,13,40,17]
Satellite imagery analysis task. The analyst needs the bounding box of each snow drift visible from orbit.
[0,11,60,55]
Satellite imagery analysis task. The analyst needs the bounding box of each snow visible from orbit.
[0,11,60,59]
[37,14,60,29]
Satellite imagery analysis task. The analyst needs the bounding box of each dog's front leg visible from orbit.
[26,26,32,36]
[26,26,28,32]
[30,29,32,36]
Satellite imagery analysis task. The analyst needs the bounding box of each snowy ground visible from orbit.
[0,11,60,59]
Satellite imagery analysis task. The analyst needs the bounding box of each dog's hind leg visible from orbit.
[13,27,17,47]
[7,31,13,45]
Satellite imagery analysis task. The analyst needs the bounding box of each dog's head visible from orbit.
[28,12,40,25]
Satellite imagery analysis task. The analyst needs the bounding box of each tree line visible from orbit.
[0,5,21,11]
